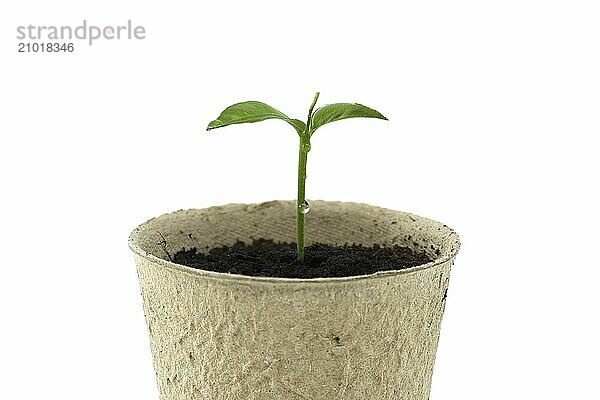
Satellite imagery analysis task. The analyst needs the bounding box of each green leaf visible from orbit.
[310,103,388,134]
[207,101,306,135]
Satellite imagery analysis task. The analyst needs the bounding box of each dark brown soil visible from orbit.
[172,239,432,279]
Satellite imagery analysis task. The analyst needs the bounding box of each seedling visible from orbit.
[207,92,387,262]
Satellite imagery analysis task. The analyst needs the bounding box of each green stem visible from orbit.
[296,141,308,262]
[296,92,320,263]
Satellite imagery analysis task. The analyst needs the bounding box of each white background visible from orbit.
[1,1,599,398]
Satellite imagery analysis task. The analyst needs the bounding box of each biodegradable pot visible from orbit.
[129,200,460,400]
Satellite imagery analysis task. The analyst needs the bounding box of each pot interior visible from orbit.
[129,200,459,271]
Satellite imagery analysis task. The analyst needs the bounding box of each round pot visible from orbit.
[129,200,460,400]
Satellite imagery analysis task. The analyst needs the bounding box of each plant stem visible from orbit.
[296,141,308,262]
[296,92,320,263]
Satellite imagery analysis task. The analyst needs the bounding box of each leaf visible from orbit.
[310,103,387,133]
[207,101,306,135]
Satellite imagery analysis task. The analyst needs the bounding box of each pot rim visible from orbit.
[128,201,460,285]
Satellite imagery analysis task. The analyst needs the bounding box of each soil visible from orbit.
[172,239,432,279]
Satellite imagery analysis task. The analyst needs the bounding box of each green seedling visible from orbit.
[207,92,387,263]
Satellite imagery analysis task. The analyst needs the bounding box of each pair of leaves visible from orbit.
[206,98,387,136]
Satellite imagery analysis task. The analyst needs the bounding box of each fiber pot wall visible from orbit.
[129,200,460,400]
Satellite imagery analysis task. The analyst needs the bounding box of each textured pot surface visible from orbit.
[129,200,460,400]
